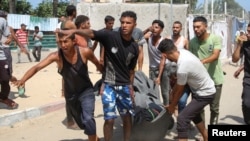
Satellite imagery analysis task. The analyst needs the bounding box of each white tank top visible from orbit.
[172,35,185,50]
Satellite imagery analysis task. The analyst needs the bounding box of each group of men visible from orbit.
[1,4,249,141]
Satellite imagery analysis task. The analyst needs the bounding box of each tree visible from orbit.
[16,0,32,14]
[53,0,58,17]
[9,0,16,13]
[0,0,32,14]
[34,0,68,17]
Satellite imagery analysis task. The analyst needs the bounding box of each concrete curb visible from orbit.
[0,100,65,127]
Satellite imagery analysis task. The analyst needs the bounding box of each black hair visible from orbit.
[193,16,207,25]
[152,19,164,29]
[173,21,182,27]
[105,15,115,23]
[158,38,177,53]
[120,11,137,22]
[248,23,250,27]
[66,5,76,16]
[34,26,39,30]
[75,15,89,29]
[58,28,75,40]
[0,10,7,18]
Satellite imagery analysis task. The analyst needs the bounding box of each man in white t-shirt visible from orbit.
[158,38,215,141]
[32,26,43,62]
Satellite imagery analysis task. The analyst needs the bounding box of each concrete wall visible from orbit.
[77,3,188,37]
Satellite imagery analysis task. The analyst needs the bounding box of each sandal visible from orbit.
[0,98,18,109]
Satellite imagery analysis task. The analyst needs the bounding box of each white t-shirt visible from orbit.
[177,49,215,96]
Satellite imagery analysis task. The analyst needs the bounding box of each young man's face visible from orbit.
[21,25,26,30]
[120,17,136,35]
[35,28,39,33]
[193,21,207,38]
[81,20,91,29]
[151,23,163,37]
[172,23,182,36]
[105,20,114,30]
[59,35,76,52]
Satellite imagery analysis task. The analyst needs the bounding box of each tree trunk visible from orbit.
[9,0,16,14]
[53,0,58,17]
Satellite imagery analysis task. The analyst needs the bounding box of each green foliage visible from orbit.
[0,0,33,14]
[34,0,68,17]
[16,0,33,14]
[0,0,9,12]
[0,0,68,17]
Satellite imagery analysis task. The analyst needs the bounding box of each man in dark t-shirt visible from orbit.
[232,23,250,125]
[58,10,139,141]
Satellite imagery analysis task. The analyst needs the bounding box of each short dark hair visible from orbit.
[66,5,76,16]
[34,26,39,30]
[152,19,164,29]
[0,10,7,18]
[173,21,182,27]
[120,11,137,22]
[75,15,89,29]
[105,15,115,23]
[193,16,207,25]
[248,22,250,27]
[158,38,177,53]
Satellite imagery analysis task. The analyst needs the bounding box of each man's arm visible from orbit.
[234,65,244,79]
[232,41,243,63]
[201,36,221,64]
[184,38,189,50]
[58,29,95,39]
[36,32,43,40]
[166,84,185,114]
[201,49,220,64]
[82,47,103,73]
[91,40,99,52]
[155,53,166,84]
[13,52,58,87]
[137,45,143,71]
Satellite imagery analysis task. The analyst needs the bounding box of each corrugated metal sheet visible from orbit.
[7,14,58,31]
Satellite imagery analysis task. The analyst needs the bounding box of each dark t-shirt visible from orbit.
[93,30,139,85]
[241,40,250,85]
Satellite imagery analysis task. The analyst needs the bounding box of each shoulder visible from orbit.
[47,51,60,61]
[166,35,171,39]
[210,34,220,38]
[79,46,94,58]
[79,46,92,54]
[189,37,197,44]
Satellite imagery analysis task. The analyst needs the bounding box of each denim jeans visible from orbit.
[178,85,191,113]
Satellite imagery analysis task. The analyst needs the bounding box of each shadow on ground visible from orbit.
[220,115,245,124]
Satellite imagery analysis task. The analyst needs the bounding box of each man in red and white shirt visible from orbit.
[15,23,32,63]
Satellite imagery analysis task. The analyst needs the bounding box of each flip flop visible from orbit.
[0,99,18,109]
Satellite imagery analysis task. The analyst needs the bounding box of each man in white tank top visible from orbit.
[166,21,189,50]
[143,20,171,105]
